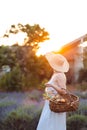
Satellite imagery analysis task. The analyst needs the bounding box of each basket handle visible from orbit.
[45,84,74,102]
[59,88,74,102]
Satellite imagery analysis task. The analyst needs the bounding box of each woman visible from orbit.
[37,52,69,130]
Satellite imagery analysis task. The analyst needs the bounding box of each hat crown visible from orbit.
[45,52,69,72]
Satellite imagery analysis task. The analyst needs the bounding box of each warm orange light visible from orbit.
[36,39,64,56]
[0,32,67,56]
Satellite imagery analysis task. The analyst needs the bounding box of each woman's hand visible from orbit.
[45,83,67,95]
[45,83,54,88]
[59,88,67,95]
[50,85,67,95]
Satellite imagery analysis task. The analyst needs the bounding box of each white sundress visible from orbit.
[37,72,67,130]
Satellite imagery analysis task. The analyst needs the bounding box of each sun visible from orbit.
[0,31,67,56]
[36,39,65,56]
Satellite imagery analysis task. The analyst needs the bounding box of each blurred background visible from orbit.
[0,0,87,130]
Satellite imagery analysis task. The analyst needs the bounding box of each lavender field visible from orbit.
[0,89,87,130]
[0,89,87,120]
[0,89,44,120]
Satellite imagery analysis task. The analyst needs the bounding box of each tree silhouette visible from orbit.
[0,23,51,90]
[3,23,49,52]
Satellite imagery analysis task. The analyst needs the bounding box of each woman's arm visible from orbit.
[45,83,67,95]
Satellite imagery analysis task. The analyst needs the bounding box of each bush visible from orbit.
[0,66,23,91]
[67,103,87,119]
[0,101,17,121]
[67,114,87,130]
[76,82,87,91]
[0,106,42,130]
[4,110,32,130]
[78,105,87,116]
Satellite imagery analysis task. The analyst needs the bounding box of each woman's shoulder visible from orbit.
[53,72,66,80]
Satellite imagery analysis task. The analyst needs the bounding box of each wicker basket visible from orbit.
[43,92,79,113]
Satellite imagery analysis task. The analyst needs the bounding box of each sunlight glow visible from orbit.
[0,32,26,46]
[80,41,87,47]
[36,39,63,56]
[0,0,87,55]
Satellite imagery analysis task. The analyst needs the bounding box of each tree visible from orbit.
[0,23,51,90]
[0,45,17,68]
[3,23,49,52]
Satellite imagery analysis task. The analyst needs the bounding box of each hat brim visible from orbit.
[45,52,69,72]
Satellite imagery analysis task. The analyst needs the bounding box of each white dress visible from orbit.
[37,72,67,130]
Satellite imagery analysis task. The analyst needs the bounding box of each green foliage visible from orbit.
[67,103,87,118]
[3,110,32,130]
[0,46,17,68]
[0,48,52,91]
[67,114,87,130]
[4,23,49,50]
[0,23,51,91]
[78,105,87,116]
[0,54,52,91]
[0,101,16,107]
[0,66,23,91]
[0,106,41,130]
[76,82,87,92]
[67,102,87,130]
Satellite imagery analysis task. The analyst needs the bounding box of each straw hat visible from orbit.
[45,52,69,72]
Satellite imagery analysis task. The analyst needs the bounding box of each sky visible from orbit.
[0,0,87,54]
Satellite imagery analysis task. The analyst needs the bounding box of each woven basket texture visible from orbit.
[49,93,79,113]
